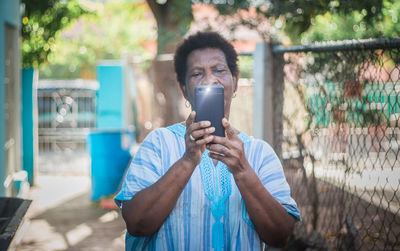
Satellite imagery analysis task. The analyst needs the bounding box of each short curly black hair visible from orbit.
[174,31,239,88]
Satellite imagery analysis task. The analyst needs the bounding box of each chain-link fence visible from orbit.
[276,38,400,250]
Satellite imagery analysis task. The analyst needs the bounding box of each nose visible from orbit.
[202,70,218,85]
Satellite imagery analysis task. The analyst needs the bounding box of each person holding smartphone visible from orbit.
[115,31,300,250]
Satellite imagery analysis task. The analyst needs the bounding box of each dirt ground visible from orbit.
[14,175,126,251]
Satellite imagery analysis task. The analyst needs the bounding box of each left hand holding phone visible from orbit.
[183,111,215,166]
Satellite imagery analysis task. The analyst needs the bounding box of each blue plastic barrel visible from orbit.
[87,130,135,201]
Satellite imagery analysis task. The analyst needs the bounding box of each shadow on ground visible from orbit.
[16,178,125,251]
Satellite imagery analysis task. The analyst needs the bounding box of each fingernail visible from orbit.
[209,127,215,132]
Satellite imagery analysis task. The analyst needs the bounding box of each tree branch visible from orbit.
[146,0,162,25]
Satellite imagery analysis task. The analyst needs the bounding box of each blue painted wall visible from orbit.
[21,68,35,185]
[0,0,21,196]
[96,63,125,129]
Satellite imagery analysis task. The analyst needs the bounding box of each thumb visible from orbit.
[222,118,236,139]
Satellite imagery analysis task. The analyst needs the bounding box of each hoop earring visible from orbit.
[185,99,191,108]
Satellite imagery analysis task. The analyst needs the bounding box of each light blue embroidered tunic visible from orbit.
[115,123,300,251]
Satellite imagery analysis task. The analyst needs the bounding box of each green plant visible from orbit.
[21,0,88,68]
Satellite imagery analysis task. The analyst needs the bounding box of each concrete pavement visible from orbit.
[15,175,126,251]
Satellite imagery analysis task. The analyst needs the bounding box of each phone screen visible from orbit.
[194,85,225,137]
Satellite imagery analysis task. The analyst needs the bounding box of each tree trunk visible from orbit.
[150,57,184,127]
[146,0,193,127]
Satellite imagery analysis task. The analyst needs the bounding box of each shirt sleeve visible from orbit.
[114,129,163,209]
[256,140,301,221]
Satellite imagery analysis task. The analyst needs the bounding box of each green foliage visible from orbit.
[213,0,388,43]
[39,2,156,79]
[238,55,253,78]
[278,0,386,43]
[21,0,88,68]
[27,0,397,78]
[301,0,400,43]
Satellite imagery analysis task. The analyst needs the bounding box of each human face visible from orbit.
[182,48,238,119]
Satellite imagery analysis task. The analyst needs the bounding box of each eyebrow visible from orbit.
[213,64,228,68]
[189,62,228,69]
[188,67,203,72]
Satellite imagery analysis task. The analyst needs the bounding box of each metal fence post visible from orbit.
[253,42,284,158]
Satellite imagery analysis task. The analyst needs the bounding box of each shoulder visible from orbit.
[236,131,276,155]
[250,138,275,154]
[244,137,282,173]
[136,127,179,156]
[243,135,276,155]
[142,126,179,143]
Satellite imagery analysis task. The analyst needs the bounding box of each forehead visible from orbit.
[187,48,227,69]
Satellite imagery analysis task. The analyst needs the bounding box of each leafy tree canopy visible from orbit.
[21,0,88,68]
[24,0,398,77]
[23,0,397,70]
[39,2,156,79]
[301,0,400,43]
[197,0,394,43]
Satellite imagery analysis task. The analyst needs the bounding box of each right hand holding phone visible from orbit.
[207,118,251,176]
[183,111,215,166]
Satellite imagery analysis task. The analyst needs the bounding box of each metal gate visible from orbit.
[37,79,98,175]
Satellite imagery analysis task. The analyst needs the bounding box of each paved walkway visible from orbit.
[15,175,126,251]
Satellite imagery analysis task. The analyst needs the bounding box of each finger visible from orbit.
[208,143,230,156]
[222,118,237,139]
[196,135,214,146]
[211,135,233,148]
[191,126,215,139]
[189,120,211,133]
[208,152,229,163]
[185,112,198,144]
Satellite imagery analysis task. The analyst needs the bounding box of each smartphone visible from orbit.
[194,85,225,138]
